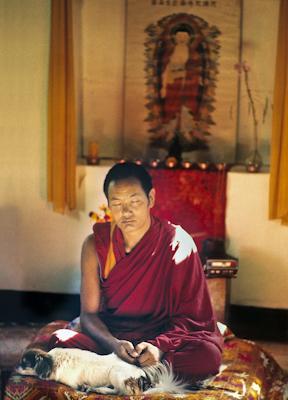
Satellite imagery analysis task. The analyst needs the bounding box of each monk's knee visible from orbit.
[164,341,222,379]
[48,329,77,349]
[194,341,222,376]
[49,329,106,353]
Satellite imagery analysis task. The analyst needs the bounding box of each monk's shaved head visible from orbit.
[103,162,153,199]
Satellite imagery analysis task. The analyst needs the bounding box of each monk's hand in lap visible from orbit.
[113,339,139,364]
[135,342,163,367]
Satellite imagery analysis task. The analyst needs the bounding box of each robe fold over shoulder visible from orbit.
[93,216,223,354]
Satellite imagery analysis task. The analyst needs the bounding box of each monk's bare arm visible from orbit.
[80,235,115,349]
[80,235,138,363]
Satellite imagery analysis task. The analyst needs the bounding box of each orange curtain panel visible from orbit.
[269,0,288,224]
[48,0,76,213]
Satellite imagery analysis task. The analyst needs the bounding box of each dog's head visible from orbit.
[17,348,53,380]
[137,374,153,392]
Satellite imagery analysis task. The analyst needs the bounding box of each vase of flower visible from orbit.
[245,123,263,172]
[246,149,263,172]
[235,61,263,172]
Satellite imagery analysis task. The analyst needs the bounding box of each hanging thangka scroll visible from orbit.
[123,0,241,162]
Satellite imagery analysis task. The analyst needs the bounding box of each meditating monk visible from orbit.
[50,162,223,381]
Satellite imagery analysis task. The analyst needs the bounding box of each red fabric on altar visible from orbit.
[149,169,227,250]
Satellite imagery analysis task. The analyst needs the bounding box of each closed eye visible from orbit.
[21,357,28,366]
[111,202,121,207]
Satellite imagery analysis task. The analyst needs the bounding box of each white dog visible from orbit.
[17,347,188,395]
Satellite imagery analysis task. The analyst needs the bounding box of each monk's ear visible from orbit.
[148,188,155,208]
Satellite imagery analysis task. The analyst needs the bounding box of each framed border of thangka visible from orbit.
[123,0,242,163]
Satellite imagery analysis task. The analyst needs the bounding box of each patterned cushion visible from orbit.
[4,321,288,400]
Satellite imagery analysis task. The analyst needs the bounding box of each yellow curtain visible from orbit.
[269,0,288,224]
[48,0,76,213]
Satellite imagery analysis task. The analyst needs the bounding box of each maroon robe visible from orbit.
[50,216,223,379]
[94,217,223,365]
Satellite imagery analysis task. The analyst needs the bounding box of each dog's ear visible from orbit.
[20,349,41,369]
[35,354,53,379]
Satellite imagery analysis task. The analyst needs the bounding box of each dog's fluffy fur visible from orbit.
[17,348,188,395]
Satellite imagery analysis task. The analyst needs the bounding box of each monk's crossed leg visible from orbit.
[163,340,222,380]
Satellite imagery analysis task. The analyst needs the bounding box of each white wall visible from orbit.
[0,0,87,294]
[0,0,287,309]
[226,172,288,309]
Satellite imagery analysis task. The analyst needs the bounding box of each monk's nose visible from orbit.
[122,203,132,215]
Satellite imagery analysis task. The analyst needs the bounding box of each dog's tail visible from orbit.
[141,362,189,394]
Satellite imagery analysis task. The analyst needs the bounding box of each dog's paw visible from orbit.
[91,386,118,395]
[78,384,117,395]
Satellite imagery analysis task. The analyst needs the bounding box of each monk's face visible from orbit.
[107,178,155,235]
